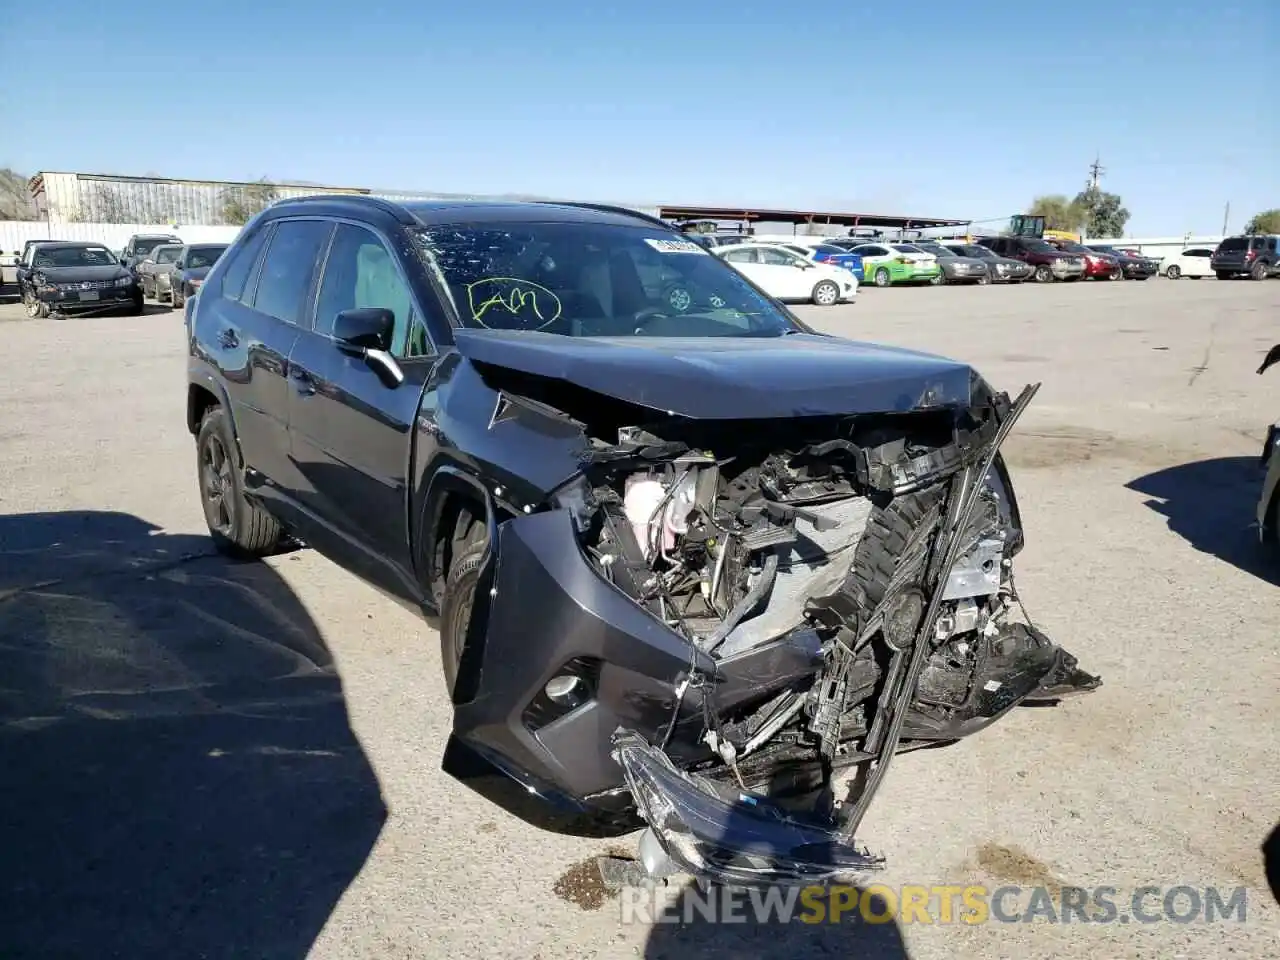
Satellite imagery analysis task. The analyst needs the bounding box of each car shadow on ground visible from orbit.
[1264,822,1280,907]
[0,511,386,960]
[1126,456,1279,586]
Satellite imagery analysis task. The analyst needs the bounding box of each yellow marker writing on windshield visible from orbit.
[465,277,563,329]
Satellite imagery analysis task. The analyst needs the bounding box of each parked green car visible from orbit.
[847,242,942,287]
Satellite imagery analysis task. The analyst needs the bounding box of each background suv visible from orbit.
[1211,235,1278,280]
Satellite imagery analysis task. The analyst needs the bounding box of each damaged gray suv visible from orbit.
[185,195,1101,888]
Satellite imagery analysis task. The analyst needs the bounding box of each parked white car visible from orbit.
[1161,246,1217,279]
[714,243,857,305]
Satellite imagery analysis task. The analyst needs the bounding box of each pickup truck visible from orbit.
[185,194,1098,886]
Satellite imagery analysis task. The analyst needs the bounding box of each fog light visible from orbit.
[545,674,587,708]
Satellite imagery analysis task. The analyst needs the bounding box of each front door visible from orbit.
[286,221,439,605]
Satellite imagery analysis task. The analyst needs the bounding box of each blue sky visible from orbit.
[2,0,1276,236]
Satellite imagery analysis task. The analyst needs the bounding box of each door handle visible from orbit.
[292,369,317,396]
[217,328,239,349]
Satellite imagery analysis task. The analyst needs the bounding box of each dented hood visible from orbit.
[452,329,981,418]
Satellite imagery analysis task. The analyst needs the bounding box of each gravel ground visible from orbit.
[1,277,1277,960]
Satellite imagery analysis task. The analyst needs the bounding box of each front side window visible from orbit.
[757,246,801,266]
[722,247,758,263]
[155,246,182,264]
[315,223,429,357]
[413,222,798,339]
[251,219,332,325]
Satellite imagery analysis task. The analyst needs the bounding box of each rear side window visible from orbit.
[251,220,333,325]
[220,226,272,302]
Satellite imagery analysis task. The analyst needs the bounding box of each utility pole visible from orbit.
[1087,153,1105,191]
[1222,202,1230,236]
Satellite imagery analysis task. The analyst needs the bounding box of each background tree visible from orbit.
[0,168,38,220]
[1244,209,1280,234]
[1072,186,1130,238]
[1027,194,1085,232]
[220,178,279,225]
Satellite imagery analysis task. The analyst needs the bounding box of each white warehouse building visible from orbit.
[26,171,662,227]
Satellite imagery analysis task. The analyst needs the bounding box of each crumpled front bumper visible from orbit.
[612,730,885,887]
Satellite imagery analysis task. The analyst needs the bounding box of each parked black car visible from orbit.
[1211,234,1279,280]
[1085,245,1157,280]
[186,195,1099,885]
[119,232,183,273]
[19,242,143,318]
[168,243,230,308]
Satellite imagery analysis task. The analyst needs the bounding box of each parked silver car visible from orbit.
[911,241,991,285]
[137,244,185,300]
[942,242,1033,283]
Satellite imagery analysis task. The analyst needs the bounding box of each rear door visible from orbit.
[203,217,332,498]
[286,220,439,604]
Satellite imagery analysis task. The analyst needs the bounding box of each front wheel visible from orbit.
[976,273,989,285]
[873,267,891,288]
[1165,265,1181,279]
[24,292,49,319]
[811,279,840,305]
[439,514,489,697]
[196,406,283,558]
[1109,266,1123,281]
[1034,264,1052,283]
[929,272,944,286]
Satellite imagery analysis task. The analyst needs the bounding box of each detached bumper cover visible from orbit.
[612,730,885,887]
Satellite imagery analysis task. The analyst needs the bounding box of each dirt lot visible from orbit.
[1,278,1277,960]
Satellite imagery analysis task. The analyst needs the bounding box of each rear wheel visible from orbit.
[1216,270,1232,280]
[196,405,282,558]
[811,279,840,306]
[1251,260,1267,281]
[1165,264,1181,279]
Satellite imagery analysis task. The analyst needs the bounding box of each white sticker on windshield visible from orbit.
[644,238,709,255]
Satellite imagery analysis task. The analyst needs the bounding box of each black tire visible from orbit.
[1251,260,1267,281]
[196,405,282,557]
[812,279,840,305]
[848,486,947,612]
[873,267,891,288]
[1034,264,1052,283]
[1109,266,1123,281]
[439,518,488,696]
[1166,265,1181,279]
[929,272,945,286]
[125,294,144,315]
[976,273,989,285]
[173,284,184,310]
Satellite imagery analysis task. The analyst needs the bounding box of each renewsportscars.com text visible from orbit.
[619,883,1251,926]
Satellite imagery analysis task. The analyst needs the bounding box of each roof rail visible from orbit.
[275,193,416,224]
[537,200,672,230]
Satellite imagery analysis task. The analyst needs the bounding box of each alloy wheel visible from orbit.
[200,433,235,536]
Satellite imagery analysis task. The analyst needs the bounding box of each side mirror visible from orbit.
[333,307,404,388]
